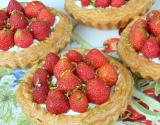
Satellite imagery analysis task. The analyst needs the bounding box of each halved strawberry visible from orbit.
[95,0,110,8]
[149,16,160,37]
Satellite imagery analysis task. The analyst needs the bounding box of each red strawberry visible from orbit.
[69,91,88,113]
[57,72,82,93]
[0,29,14,51]
[24,1,45,19]
[43,53,60,75]
[29,21,51,41]
[129,20,149,51]
[86,48,108,68]
[32,84,49,104]
[95,0,110,8]
[0,10,8,29]
[7,0,24,14]
[37,8,55,26]
[45,90,70,114]
[67,50,83,63]
[86,79,110,104]
[98,63,118,87]
[81,0,91,7]
[149,16,160,37]
[142,37,160,58]
[147,10,160,21]
[9,11,28,30]
[76,62,95,82]
[111,0,125,7]
[32,68,50,87]
[54,58,74,79]
[14,29,33,48]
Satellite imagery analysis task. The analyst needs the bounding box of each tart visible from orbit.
[118,10,160,82]
[0,0,73,69]
[65,0,155,30]
[16,48,134,125]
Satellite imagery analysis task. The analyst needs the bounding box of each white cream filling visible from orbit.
[139,53,160,64]
[0,16,60,52]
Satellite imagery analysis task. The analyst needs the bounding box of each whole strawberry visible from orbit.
[111,0,125,7]
[24,1,45,19]
[32,68,50,87]
[86,48,108,68]
[7,0,24,14]
[67,50,83,63]
[98,63,118,87]
[14,29,33,48]
[29,21,51,41]
[76,62,95,82]
[149,16,160,37]
[0,29,14,51]
[81,0,91,7]
[69,91,88,113]
[43,53,60,75]
[147,10,160,21]
[95,0,110,8]
[45,90,70,114]
[129,20,149,51]
[32,84,49,104]
[57,72,82,93]
[0,10,8,29]
[54,58,74,79]
[9,11,28,30]
[142,37,160,58]
[86,79,110,104]
[37,8,55,26]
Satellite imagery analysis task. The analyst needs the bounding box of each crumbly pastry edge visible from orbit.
[0,7,73,69]
[16,49,134,125]
[65,0,155,30]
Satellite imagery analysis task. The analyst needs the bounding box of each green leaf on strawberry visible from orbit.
[155,82,160,96]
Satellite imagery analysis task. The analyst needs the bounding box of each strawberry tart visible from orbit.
[65,0,155,30]
[16,48,134,125]
[118,10,160,82]
[0,0,72,69]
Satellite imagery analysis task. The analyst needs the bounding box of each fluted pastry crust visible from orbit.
[118,17,160,82]
[0,7,73,69]
[65,0,155,30]
[16,49,134,125]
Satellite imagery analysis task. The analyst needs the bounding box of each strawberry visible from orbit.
[9,11,28,30]
[111,0,125,7]
[37,8,55,26]
[32,68,50,87]
[29,21,51,41]
[86,48,108,68]
[24,1,45,19]
[14,29,33,48]
[86,79,110,104]
[45,90,70,114]
[32,84,49,104]
[57,72,82,93]
[7,0,24,14]
[81,0,91,7]
[142,37,160,58]
[149,16,160,37]
[97,63,118,87]
[95,0,110,8]
[69,91,88,113]
[129,20,149,51]
[43,53,60,75]
[0,10,8,29]
[76,62,95,82]
[54,58,74,79]
[67,50,83,63]
[0,29,14,51]
[147,10,160,21]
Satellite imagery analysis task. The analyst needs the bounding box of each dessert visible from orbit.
[118,10,160,82]
[65,0,155,30]
[16,49,134,125]
[0,0,72,69]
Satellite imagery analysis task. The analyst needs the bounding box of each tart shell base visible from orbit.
[16,49,134,125]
